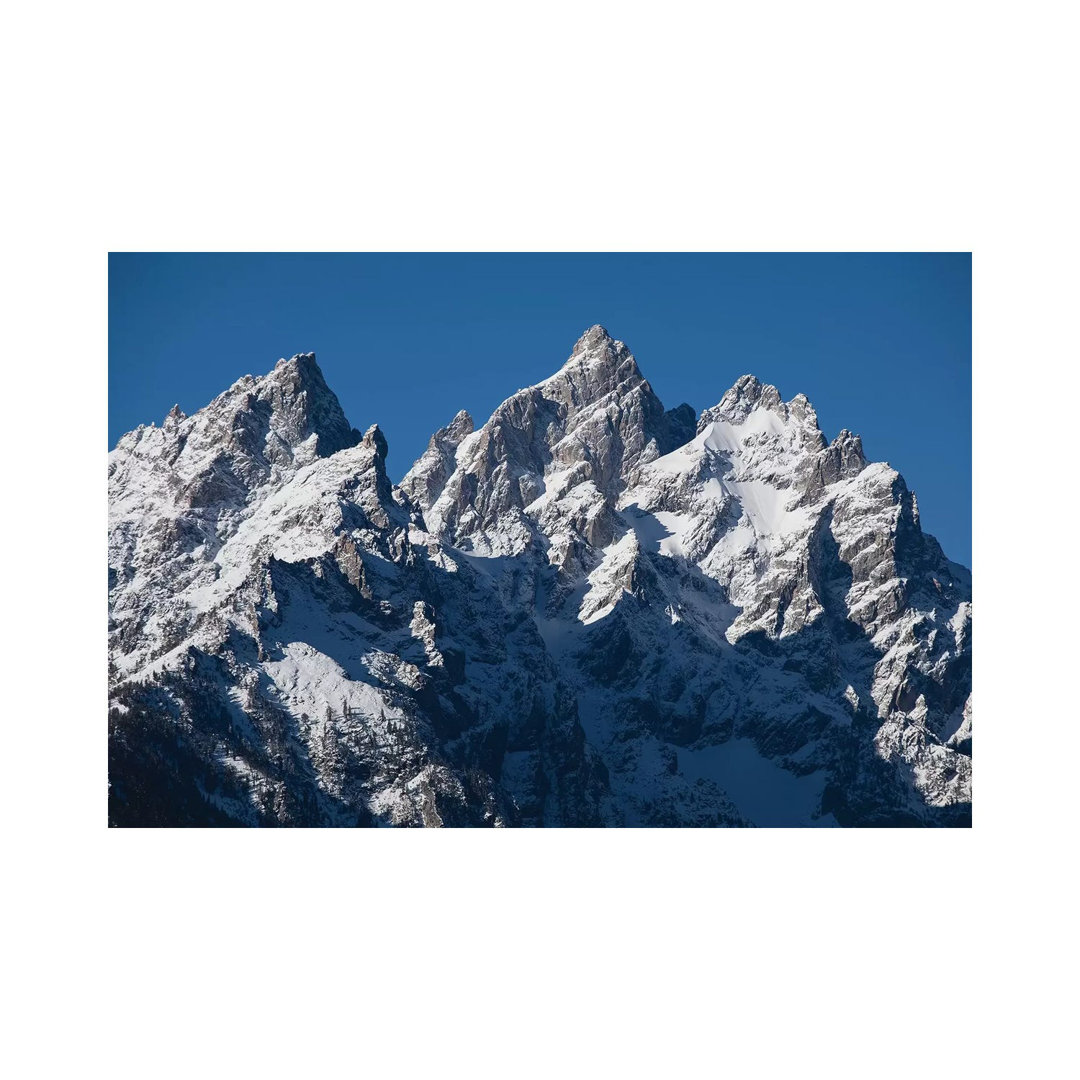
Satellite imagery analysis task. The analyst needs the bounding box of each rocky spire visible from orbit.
[400,409,475,512]
[546,325,646,412]
[109,350,362,519]
[261,352,360,459]
[163,404,186,433]
[361,422,388,462]
[572,323,615,354]
[416,326,695,547]
[698,374,784,429]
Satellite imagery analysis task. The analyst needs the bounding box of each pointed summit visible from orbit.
[400,409,475,512]
[565,324,631,372]
[701,374,781,425]
[260,351,359,459]
[545,325,645,409]
[416,327,690,549]
[697,375,824,443]
[828,428,866,476]
[362,423,388,462]
[110,349,361,519]
[163,404,186,432]
[570,324,615,355]
[275,350,318,370]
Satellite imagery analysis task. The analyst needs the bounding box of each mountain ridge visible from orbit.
[108,327,971,827]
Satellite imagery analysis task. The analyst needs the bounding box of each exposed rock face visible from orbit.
[407,326,698,555]
[108,330,971,827]
[398,409,474,512]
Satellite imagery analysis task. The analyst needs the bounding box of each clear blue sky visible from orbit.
[109,253,971,565]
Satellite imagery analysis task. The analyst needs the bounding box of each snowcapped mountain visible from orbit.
[108,326,972,827]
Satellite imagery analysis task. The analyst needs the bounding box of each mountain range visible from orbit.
[108,326,972,826]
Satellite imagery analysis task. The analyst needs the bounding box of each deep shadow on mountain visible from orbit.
[110,489,970,827]
[553,499,971,828]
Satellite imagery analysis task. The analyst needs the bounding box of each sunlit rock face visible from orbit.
[109,330,971,827]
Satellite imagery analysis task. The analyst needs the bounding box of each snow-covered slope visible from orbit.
[109,327,971,827]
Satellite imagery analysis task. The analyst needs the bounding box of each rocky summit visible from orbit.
[108,327,972,827]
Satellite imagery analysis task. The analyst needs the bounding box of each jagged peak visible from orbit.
[162,403,186,432]
[724,373,777,410]
[559,324,636,376]
[265,352,337,401]
[697,374,775,426]
[829,427,866,470]
[570,324,616,355]
[440,409,474,440]
[399,410,475,513]
[362,423,388,461]
[416,327,676,542]
[698,375,821,433]
[113,350,360,466]
[533,325,645,411]
[264,352,342,407]
[831,427,864,451]
[275,350,318,370]
[254,352,358,459]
